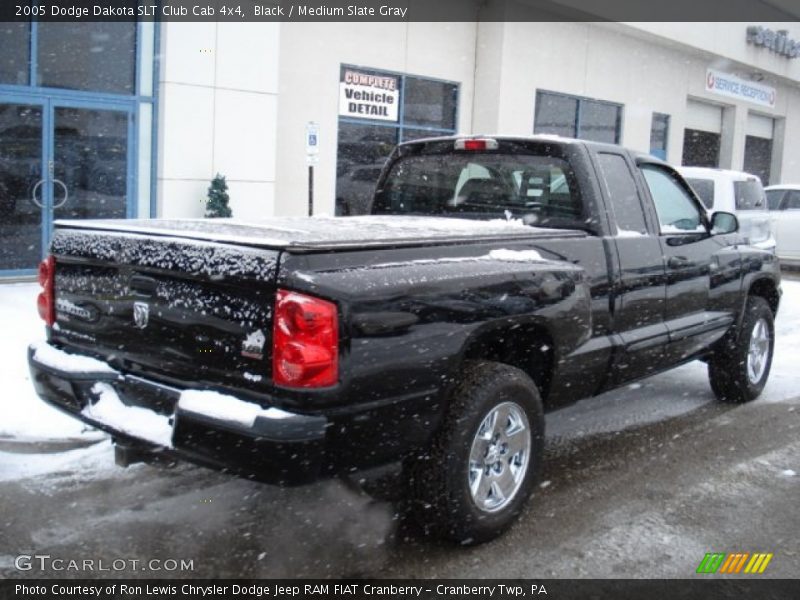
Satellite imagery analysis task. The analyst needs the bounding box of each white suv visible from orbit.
[764,184,800,266]
[677,167,776,253]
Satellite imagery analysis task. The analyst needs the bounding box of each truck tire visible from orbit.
[406,360,544,544]
[708,296,774,404]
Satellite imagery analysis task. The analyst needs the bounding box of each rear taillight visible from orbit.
[37,255,55,326]
[273,290,338,388]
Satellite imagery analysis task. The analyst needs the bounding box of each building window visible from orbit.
[743,115,774,186]
[744,136,773,185]
[650,113,670,161]
[37,22,137,94]
[402,76,458,131]
[336,65,458,215]
[0,22,30,86]
[534,91,622,144]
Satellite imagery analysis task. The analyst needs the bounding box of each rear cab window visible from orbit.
[371,140,588,231]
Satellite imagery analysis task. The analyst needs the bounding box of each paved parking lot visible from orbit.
[1,277,798,578]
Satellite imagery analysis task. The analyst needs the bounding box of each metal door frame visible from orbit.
[0,89,136,275]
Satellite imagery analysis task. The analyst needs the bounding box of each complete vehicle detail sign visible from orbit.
[705,69,776,108]
[339,68,399,122]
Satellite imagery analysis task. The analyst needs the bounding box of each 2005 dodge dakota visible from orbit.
[29,136,781,543]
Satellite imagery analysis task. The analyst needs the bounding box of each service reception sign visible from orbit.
[339,69,399,122]
[705,69,776,108]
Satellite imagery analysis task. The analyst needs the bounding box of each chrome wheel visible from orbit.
[468,401,531,513]
[746,318,770,385]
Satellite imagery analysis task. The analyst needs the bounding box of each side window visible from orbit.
[641,166,706,234]
[766,189,784,211]
[785,191,800,210]
[733,179,766,210]
[596,153,648,235]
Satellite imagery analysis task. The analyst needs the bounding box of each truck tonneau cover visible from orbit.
[55,215,584,251]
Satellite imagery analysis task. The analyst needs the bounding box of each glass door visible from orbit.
[0,97,133,274]
[0,99,47,272]
[52,106,130,223]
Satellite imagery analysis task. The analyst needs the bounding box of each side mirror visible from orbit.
[710,211,739,235]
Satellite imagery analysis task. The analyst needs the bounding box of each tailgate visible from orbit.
[49,227,279,392]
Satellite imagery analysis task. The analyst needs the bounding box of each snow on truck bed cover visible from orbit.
[54,215,583,251]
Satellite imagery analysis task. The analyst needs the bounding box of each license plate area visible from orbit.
[113,375,180,416]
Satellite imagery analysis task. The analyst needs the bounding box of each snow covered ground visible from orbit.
[0,278,797,579]
[0,283,103,442]
[1,277,798,480]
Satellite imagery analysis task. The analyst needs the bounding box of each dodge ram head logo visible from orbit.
[241,329,266,359]
[133,302,150,329]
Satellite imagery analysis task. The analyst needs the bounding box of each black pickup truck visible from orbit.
[29,136,781,543]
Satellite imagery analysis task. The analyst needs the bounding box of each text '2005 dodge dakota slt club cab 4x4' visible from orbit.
[29,136,781,543]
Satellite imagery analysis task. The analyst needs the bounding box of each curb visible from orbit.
[0,436,106,454]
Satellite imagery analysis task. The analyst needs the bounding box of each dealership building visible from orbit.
[2,0,800,275]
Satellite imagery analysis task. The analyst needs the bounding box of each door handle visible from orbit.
[667,256,691,269]
[29,178,69,209]
[30,179,45,208]
[52,179,69,209]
